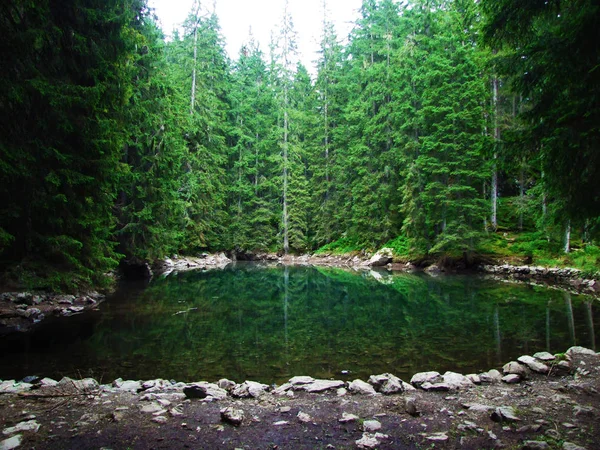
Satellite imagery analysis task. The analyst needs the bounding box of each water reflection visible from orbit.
[0,264,598,384]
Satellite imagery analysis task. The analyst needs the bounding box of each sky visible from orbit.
[148,0,363,72]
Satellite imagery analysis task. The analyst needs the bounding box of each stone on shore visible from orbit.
[232,381,268,398]
[442,372,474,389]
[479,369,502,383]
[296,379,345,393]
[368,373,404,394]
[533,352,556,362]
[220,407,244,426]
[503,361,528,378]
[518,355,550,374]
[566,346,598,357]
[349,379,376,395]
[184,382,228,400]
[365,248,393,266]
[410,371,442,387]
[502,374,521,384]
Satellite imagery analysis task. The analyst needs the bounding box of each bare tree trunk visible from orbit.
[491,75,500,230]
[564,220,571,254]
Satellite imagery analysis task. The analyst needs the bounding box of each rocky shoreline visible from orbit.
[0,291,105,336]
[479,264,600,296]
[0,346,598,449]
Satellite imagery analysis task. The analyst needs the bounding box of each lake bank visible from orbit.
[1,346,598,450]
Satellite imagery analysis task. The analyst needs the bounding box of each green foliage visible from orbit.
[383,235,411,257]
[315,236,364,255]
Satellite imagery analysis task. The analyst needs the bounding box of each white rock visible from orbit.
[152,416,168,424]
[503,361,528,377]
[421,382,450,391]
[3,420,40,435]
[217,379,236,391]
[479,369,502,383]
[140,403,164,414]
[410,371,442,387]
[362,420,381,432]
[566,346,597,357]
[185,382,228,400]
[0,381,32,394]
[289,376,314,385]
[425,432,449,442]
[356,433,382,449]
[273,421,288,426]
[0,435,22,450]
[348,379,376,395]
[518,355,549,374]
[232,381,268,398]
[298,379,345,393]
[562,442,587,450]
[533,351,556,361]
[502,374,521,384]
[38,378,58,387]
[339,412,359,423]
[297,412,311,423]
[220,407,244,426]
[442,372,474,389]
[466,374,481,384]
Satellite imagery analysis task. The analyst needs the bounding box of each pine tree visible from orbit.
[0,0,146,288]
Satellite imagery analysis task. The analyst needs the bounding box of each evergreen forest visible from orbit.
[1,0,599,290]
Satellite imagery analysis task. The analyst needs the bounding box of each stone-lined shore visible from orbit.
[0,291,105,335]
[1,346,598,449]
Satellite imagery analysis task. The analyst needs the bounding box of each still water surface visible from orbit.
[1,264,598,384]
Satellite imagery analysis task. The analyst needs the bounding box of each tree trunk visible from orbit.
[564,219,571,254]
[491,75,499,230]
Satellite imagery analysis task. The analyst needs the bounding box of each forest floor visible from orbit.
[1,348,598,450]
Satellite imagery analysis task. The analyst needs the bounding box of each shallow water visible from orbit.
[1,264,598,384]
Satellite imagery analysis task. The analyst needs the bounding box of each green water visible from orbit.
[1,264,598,384]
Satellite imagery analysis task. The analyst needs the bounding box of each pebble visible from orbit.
[297,412,311,423]
[361,420,381,432]
[425,432,448,442]
[152,416,168,424]
[338,412,359,423]
[220,407,244,427]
